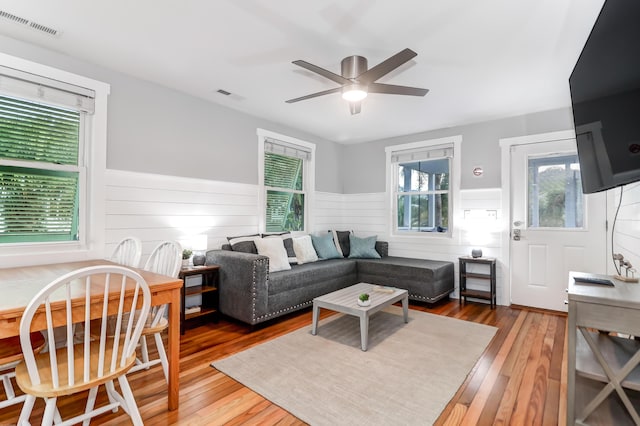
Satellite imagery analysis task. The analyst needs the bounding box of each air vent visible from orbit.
[217,89,232,96]
[0,10,61,37]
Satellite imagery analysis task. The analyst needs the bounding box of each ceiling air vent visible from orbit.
[217,89,232,96]
[0,10,61,37]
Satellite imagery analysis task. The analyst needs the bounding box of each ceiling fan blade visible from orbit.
[292,60,351,85]
[349,101,362,115]
[368,83,429,97]
[358,48,418,84]
[285,87,342,103]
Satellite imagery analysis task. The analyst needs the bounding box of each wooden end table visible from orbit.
[179,264,219,334]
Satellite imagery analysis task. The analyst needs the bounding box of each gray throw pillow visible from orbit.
[227,234,259,254]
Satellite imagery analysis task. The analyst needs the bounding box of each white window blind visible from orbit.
[0,66,95,113]
[264,137,312,161]
[0,93,83,243]
[390,143,453,163]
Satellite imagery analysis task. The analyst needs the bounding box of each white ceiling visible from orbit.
[0,0,605,144]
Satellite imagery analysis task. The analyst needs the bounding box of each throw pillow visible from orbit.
[254,237,292,273]
[292,235,318,264]
[262,232,297,264]
[311,233,342,259]
[227,234,259,253]
[348,235,381,259]
[331,230,353,257]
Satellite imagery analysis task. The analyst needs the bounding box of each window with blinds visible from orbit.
[390,142,453,235]
[263,137,310,232]
[0,95,83,243]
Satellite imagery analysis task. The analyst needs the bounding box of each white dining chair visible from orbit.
[128,241,182,382]
[0,333,45,410]
[15,265,151,426]
[110,237,142,268]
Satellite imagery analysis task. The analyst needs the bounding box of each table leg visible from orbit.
[402,295,409,323]
[311,303,319,335]
[168,287,180,410]
[360,313,369,351]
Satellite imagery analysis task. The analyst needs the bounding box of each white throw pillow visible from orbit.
[292,235,319,265]
[254,237,291,273]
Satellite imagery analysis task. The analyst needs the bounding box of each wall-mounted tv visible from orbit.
[569,0,640,194]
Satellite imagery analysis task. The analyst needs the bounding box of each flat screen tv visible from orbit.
[569,0,640,194]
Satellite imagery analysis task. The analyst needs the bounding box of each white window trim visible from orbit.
[0,52,110,268]
[257,128,315,233]
[385,135,462,238]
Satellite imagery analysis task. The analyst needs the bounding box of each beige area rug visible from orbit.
[212,306,497,426]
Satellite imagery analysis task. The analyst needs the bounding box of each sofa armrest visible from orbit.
[375,241,389,257]
[205,249,269,325]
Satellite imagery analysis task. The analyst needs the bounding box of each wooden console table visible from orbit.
[567,271,640,425]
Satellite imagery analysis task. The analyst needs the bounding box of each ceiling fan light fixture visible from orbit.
[341,84,367,102]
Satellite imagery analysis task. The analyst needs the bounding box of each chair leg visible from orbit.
[153,332,169,383]
[83,386,98,426]
[118,375,144,426]
[17,394,36,426]
[41,397,58,426]
[1,372,16,399]
[140,335,150,368]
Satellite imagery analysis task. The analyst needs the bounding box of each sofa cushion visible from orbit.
[268,259,357,296]
[254,237,291,272]
[356,257,454,302]
[311,233,342,259]
[292,235,319,264]
[348,235,381,259]
[331,230,352,257]
[227,234,259,253]
[263,232,297,264]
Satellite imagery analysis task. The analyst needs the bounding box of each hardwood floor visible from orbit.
[0,300,567,425]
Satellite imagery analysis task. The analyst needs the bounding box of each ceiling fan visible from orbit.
[285,48,428,115]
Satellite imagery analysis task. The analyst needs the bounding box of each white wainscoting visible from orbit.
[612,182,640,278]
[316,189,505,305]
[105,169,259,265]
[106,171,506,305]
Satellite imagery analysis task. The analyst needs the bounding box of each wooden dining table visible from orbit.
[0,259,183,411]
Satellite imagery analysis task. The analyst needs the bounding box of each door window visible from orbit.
[527,154,583,228]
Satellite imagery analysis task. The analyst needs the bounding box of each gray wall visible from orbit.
[341,107,575,193]
[0,35,343,192]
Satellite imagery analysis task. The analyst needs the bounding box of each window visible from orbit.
[387,137,460,236]
[258,129,314,233]
[528,154,584,228]
[0,96,84,243]
[0,56,109,262]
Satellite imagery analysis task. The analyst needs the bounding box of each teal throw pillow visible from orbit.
[311,233,342,259]
[348,235,381,259]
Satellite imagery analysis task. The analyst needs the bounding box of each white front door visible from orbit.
[509,137,607,312]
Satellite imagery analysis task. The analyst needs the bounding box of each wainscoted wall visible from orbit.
[611,182,640,278]
[105,169,259,265]
[106,170,505,304]
[315,189,505,304]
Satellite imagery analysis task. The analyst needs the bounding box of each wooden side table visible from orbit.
[459,256,496,309]
[178,264,220,334]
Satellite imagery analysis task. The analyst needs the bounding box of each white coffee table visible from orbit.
[311,282,409,351]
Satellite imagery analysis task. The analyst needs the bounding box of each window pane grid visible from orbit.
[0,167,79,241]
[0,96,80,165]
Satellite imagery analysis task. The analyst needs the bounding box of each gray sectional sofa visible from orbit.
[206,241,454,326]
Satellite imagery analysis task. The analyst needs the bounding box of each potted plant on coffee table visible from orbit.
[357,293,371,307]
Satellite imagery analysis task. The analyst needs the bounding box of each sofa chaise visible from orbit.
[205,241,454,326]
